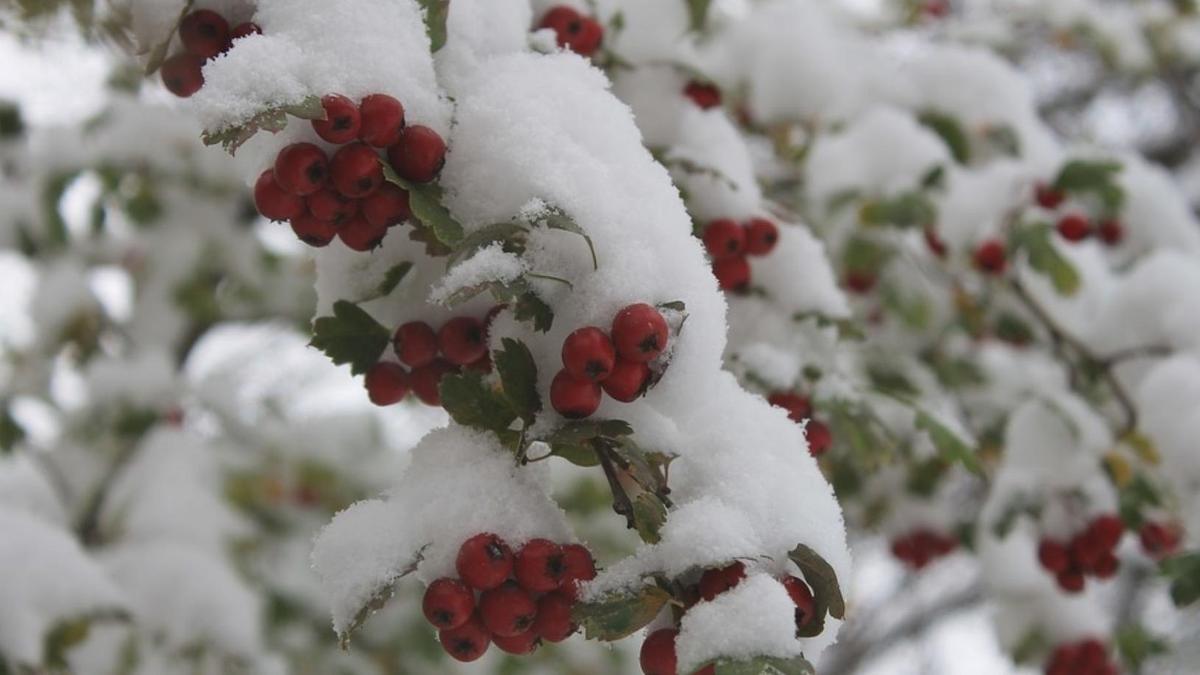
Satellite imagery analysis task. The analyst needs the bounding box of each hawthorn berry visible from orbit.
[562,327,616,382]
[330,142,384,199]
[160,53,205,98]
[744,218,780,256]
[438,613,490,662]
[702,219,745,259]
[492,628,540,655]
[551,370,603,419]
[479,581,538,637]
[539,6,604,57]
[336,215,388,251]
[410,359,454,406]
[364,362,410,406]
[1092,553,1118,579]
[532,591,575,642]
[806,419,832,457]
[229,22,262,40]
[924,227,947,257]
[1055,213,1091,242]
[1097,219,1124,246]
[713,255,751,291]
[387,125,447,183]
[612,303,669,362]
[361,183,411,228]
[438,317,487,366]
[782,576,816,628]
[358,94,406,148]
[456,533,514,591]
[601,359,650,403]
[698,561,746,601]
[274,143,329,196]
[393,321,439,368]
[1037,539,1070,573]
[306,188,359,226]
[1088,515,1124,550]
[422,578,476,630]
[179,10,229,59]
[1056,569,1085,593]
[1139,521,1182,559]
[768,393,811,423]
[290,213,338,247]
[973,239,1007,275]
[639,628,678,675]
[253,170,304,221]
[844,270,876,294]
[312,94,361,145]
[515,539,567,593]
[560,543,597,600]
[1035,182,1066,210]
[684,81,722,110]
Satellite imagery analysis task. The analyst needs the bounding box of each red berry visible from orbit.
[358,94,406,148]
[274,143,329,196]
[1070,534,1105,572]
[702,219,745,259]
[438,613,490,662]
[1088,515,1124,550]
[229,22,261,40]
[891,536,915,564]
[924,227,947,257]
[562,327,616,382]
[560,543,597,600]
[1092,553,1119,579]
[422,578,476,630]
[439,317,488,366]
[492,628,540,655]
[456,533,514,591]
[387,125,447,183]
[639,628,678,675]
[306,188,359,226]
[1035,182,1066,209]
[551,370,602,419]
[533,591,575,642]
[410,359,454,406]
[330,142,383,199]
[781,576,815,628]
[1097,219,1124,246]
[514,539,567,593]
[612,303,669,362]
[1078,639,1108,668]
[713,255,751,291]
[337,215,388,251]
[1139,521,1182,559]
[394,322,439,368]
[479,581,537,637]
[844,270,876,294]
[767,393,811,423]
[744,218,779,256]
[312,94,361,145]
[684,81,722,110]
[1056,213,1091,242]
[540,8,604,57]
[1056,569,1085,593]
[973,239,1007,275]
[601,359,650,403]
[364,362,410,406]
[361,183,411,228]
[1038,539,1070,573]
[806,419,832,457]
[698,561,745,601]
[179,10,229,59]
[160,53,204,98]
[290,213,338,247]
[254,170,304,221]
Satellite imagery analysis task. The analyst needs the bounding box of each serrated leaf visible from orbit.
[788,543,845,620]
[309,301,390,376]
[711,655,816,675]
[338,550,424,647]
[545,419,633,467]
[439,369,517,433]
[573,585,671,641]
[495,338,540,424]
[915,410,982,474]
[381,164,464,247]
[538,207,598,271]
[514,291,554,332]
[919,110,970,164]
[631,493,667,543]
[686,0,713,31]
[1053,159,1122,193]
[377,262,413,297]
[417,0,450,52]
[447,221,528,267]
[201,96,322,155]
[1015,223,1080,296]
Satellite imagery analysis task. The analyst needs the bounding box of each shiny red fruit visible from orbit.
[560,543,597,600]
[422,578,476,630]
[388,125,447,183]
[744,218,779,256]
[1097,219,1124,246]
[713,255,751,291]
[562,327,616,382]
[768,393,811,423]
[456,533,514,591]
[806,419,832,457]
[515,539,567,593]
[684,81,722,110]
[439,317,488,366]
[702,219,745,259]
[1037,539,1070,573]
[1035,182,1066,209]
[1088,515,1124,550]
[306,188,358,226]
[844,270,876,294]
[160,53,205,98]
[290,213,338,247]
[410,359,454,406]
[479,582,537,637]
[551,370,602,419]
[924,227,947,257]
[253,170,304,221]
[394,322,439,368]
[698,561,745,601]
[492,628,540,655]
[782,575,816,628]
[540,7,604,57]
[273,143,329,196]
[533,591,576,642]
[1056,569,1085,593]
[361,183,411,228]
[179,10,229,59]
[601,358,650,403]
[364,362,410,406]
[639,628,678,675]
[612,303,669,362]
[312,94,361,145]
[438,613,490,662]
[973,239,1007,275]
[336,215,387,251]
[330,142,384,199]
[1056,213,1091,242]
[359,94,406,148]
[229,22,261,40]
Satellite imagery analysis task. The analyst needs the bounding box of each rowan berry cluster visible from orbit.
[889,529,958,570]
[364,309,498,407]
[703,217,780,291]
[767,393,832,457]
[425,533,596,662]
[1036,514,1123,593]
[1044,638,1119,675]
[161,9,261,98]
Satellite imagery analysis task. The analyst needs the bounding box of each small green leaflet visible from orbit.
[860,191,937,230]
[572,584,671,641]
[417,0,451,52]
[1053,159,1124,213]
[915,410,982,474]
[514,291,554,332]
[438,369,518,433]
[710,655,816,675]
[494,338,541,425]
[918,110,970,164]
[1160,551,1200,607]
[1114,623,1168,671]
[377,262,413,297]
[1013,223,1081,296]
[309,301,390,375]
[631,492,667,543]
[381,163,464,247]
[202,96,325,155]
[545,419,634,467]
[788,543,846,623]
[537,207,598,271]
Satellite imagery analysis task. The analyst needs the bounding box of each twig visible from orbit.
[594,441,636,529]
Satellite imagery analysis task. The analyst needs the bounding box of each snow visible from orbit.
[677,574,809,671]
[428,242,528,307]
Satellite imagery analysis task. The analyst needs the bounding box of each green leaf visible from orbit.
[381,163,465,247]
[439,369,518,433]
[494,338,541,424]
[1115,624,1168,671]
[711,655,816,675]
[514,291,554,332]
[544,419,634,467]
[0,404,25,453]
[1053,159,1122,192]
[1015,223,1081,296]
[538,207,598,271]
[915,410,982,474]
[573,585,671,641]
[417,0,451,52]
[1118,473,1161,528]
[842,236,892,273]
[993,312,1035,346]
[309,301,390,376]
[1161,552,1200,607]
[860,191,937,230]
[447,222,528,267]
[787,543,845,621]
[377,262,413,297]
[992,494,1042,538]
[0,101,25,139]
[201,96,323,155]
[919,110,970,164]
[983,125,1021,157]
[631,493,667,543]
[685,0,714,31]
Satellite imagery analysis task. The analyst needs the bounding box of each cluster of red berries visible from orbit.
[550,303,671,419]
[538,5,604,57]
[253,93,447,250]
[364,310,498,407]
[639,562,818,675]
[767,392,832,457]
[1035,183,1125,247]
[703,217,780,291]
[1036,514,1123,593]
[426,533,596,662]
[1138,520,1183,560]
[684,81,722,110]
[1044,638,1119,675]
[890,529,958,570]
[160,9,261,98]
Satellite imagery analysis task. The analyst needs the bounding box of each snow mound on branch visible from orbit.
[436,0,533,95]
[667,109,764,220]
[677,574,807,671]
[1085,251,1200,356]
